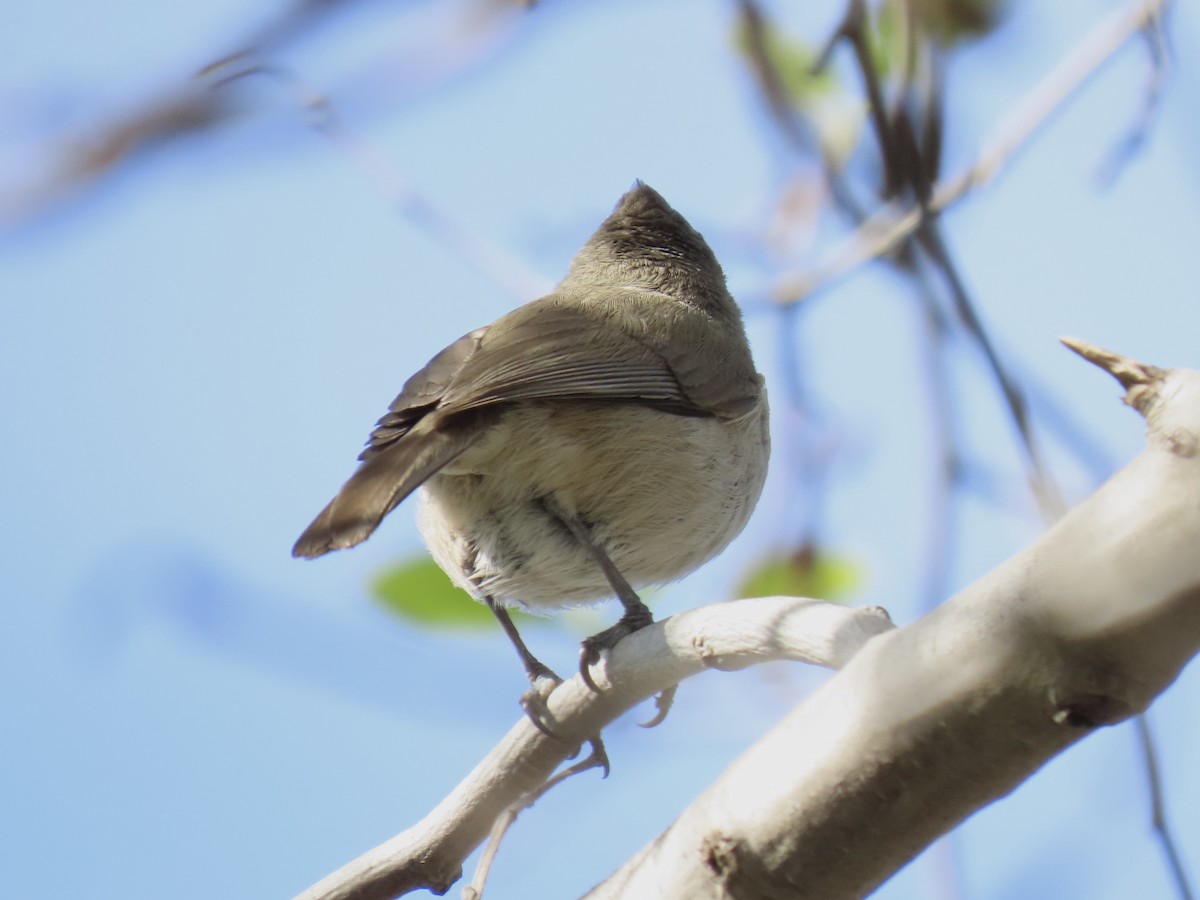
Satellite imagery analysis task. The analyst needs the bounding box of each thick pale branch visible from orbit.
[586,357,1200,900]
[295,598,894,900]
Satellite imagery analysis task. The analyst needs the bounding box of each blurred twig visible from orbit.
[205,57,550,300]
[818,0,1066,521]
[735,0,820,156]
[1096,1,1173,186]
[0,0,530,233]
[1137,714,1197,900]
[772,0,1172,305]
[912,259,961,611]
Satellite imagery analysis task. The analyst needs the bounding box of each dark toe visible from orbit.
[578,610,654,690]
[519,675,562,737]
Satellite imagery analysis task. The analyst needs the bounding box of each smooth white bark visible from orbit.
[585,351,1200,899]
[295,598,894,900]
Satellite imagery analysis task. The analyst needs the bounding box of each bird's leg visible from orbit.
[486,596,611,771]
[485,597,561,736]
[486,596,558,684]
[576,551,653,692]
[542,504,655,693]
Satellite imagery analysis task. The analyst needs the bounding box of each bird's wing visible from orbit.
[294,327,491,558]
[437,300,704,415]
[293,296,756,559]
[359,326,488,459]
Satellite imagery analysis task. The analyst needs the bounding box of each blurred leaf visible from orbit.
[914,0,1007,45]
[876,0,1007,56]
[372,556,534,630]
[732,15,863,163]
[733,18,838,106]
[869,2,903,81]
[736,547,862,602]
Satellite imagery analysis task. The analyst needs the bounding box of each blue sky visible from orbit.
[3,1,1200,898]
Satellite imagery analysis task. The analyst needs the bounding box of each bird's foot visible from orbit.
[579,603,654,692]
[639,684,678,729]
[519,670,562,737]
[518,673,612,776]
[573,735,611,779]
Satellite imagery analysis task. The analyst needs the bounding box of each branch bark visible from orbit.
[299,344,1200,900]
[585,345,1200,899]
[295,598,895,900]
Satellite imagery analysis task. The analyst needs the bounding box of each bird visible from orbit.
[294,182,769,720]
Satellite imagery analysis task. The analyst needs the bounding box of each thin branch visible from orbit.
[203,58,551,301]
[1063,340,1194,900]
[1136,715,1196,900]
[734,0,820,155]
[1061,336,1165,415]
[917,222,1066,519]
[462,741,610,900]
[818,0,1066,522]
[773,0,1172,305]
[0,0,531,232]
[1096,1,1173,187]
[914,268,961,610]
[295,598,894,900]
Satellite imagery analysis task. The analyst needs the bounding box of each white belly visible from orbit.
[417,399,769,610]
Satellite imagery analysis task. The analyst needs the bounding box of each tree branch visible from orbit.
[295,598,895,900]
[773,0,1171,305]
[585,347,1200,899]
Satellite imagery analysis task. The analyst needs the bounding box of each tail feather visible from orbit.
[292,423,478,559]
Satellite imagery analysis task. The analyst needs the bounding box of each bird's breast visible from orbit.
[418,398,768,610]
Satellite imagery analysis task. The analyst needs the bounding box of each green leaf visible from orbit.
[736,548,862,603]
[731,17,863,164]
[913,0,1007,46]
[874,0,1007,64]
[371,556,534,630]
[732,19,839,108]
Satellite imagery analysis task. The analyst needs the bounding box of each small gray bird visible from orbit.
[294,183,769,705]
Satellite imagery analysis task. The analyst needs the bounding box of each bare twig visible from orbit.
[817,0,1066,523]
[1061,336,1166,420]
[203,58,551,301]
[918,223,1065,519]
[734,0,819,155]
[914,271,960,610]
[0,0,531,232]
[1062,336,1193,900]
[773,0,1172,305]
[1136,715,1196,900]
[1096,1,1173,186]
[462,741,610,900]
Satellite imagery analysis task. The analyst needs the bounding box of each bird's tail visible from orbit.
[292,424,478,559]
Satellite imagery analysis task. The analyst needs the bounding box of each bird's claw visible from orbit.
[579,642,604,692]
[519,676,611,778]
[519,673,562,737]
[639,684,678,728]
[580,735,611,779]
[578,608,653,692]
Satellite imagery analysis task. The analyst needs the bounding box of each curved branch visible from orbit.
[295,598,895,900]
[586,351,1200,899]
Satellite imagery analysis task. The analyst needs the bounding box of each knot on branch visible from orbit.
[701,831,744,884]
[1051,693,1133,729]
